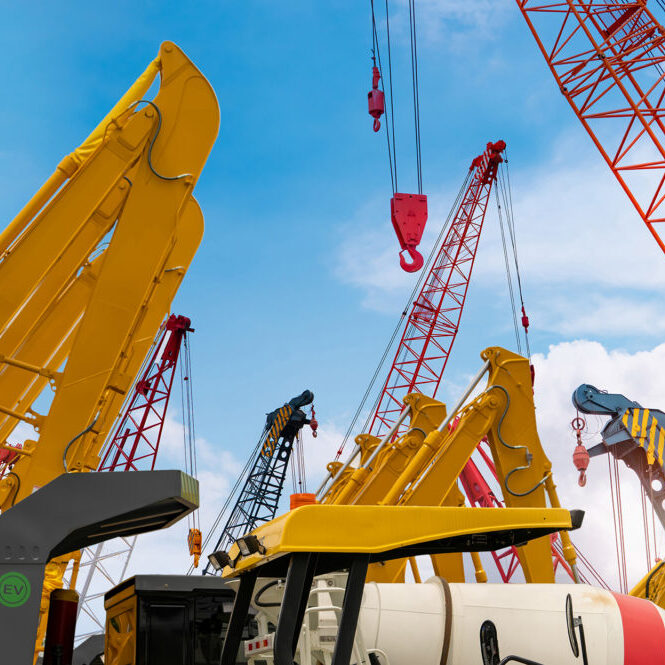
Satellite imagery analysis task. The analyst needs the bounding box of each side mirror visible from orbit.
[480,620,500,665]
[480,619,544,665]
[565,594,589,665]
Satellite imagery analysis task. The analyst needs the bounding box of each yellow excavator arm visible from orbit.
[320,347,578,584]
[0,41,219,510]
[0,43,218,661]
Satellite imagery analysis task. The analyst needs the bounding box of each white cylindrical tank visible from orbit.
[358,578,665,665]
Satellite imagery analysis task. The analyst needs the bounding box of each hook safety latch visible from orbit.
[391,193,428,273]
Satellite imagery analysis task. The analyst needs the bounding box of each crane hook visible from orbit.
[571,416,589,487]
[310,405,318,438]
[399,246,424,273]
[368,65,385,133]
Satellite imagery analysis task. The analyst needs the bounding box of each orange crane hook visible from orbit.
[571,416,589,487]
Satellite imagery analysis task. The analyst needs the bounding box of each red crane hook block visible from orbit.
[391,193,428,273]
[368,65,385,132]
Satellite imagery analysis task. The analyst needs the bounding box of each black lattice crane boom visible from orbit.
[203,390,315,575]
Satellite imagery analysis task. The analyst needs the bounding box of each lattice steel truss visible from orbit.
[517,0,665,252]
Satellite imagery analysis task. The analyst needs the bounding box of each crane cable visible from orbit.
[371,0,397,192]
[187,428,267,575]
[370,0,424,193]
[291,431,308,494]
[334,170,472,460]
[180,333,199,533]
[408,0,423,194]
[608,454,629,593]
[495,191,522,356]
[494,154,531,358]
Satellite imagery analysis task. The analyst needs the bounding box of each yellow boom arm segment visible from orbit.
[0,42,218,512]
[320,347,578,584]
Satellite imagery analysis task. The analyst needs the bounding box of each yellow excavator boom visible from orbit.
[0,41,218,509]
[319,347,578,585]
[0,42,219,661]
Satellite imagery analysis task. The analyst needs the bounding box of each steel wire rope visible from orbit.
[180,333,199,531]
[496,170,524,353]
[408,0,423,194]
[641,485,652,571]
[298,430,307,492]
[608,455,628,593]
[649,466,660,561]
[371,0,397,192]
[383,0,398,191]
[498,157,531,357]
[188,430,267,575]
[495,189,522,355]
[334,170,472,460]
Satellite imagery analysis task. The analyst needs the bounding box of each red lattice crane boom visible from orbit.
[516,0,665,253]
[99,314,192,472]
[368,140,506,438]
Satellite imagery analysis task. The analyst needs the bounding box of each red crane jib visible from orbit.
[370,140,505,437]
[98,313,191,472]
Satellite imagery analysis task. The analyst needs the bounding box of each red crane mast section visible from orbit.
[368,140,506,438]
[98,314,192,472]
[517,0,665,253]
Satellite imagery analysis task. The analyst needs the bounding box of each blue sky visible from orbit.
[4,1,665,602]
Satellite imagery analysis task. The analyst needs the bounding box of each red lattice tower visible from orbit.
[517,0,665,253]
[368,140,506,438]
[98,314,192,471]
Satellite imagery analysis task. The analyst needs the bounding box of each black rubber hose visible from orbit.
[254,579,283,608]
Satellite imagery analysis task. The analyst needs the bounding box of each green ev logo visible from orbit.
[0,572,31,607]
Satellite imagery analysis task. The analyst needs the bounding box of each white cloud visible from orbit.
[535,295,665,337]
[385,0,511,48]
[473,139,665,290]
